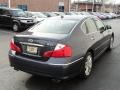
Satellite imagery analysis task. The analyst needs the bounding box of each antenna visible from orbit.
[61,15,64,19]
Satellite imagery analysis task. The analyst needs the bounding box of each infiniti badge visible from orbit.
[28,39,33,43]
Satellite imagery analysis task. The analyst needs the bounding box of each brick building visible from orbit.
[0,0,70,12]
[0,0,102,12]
[71,0,103,12]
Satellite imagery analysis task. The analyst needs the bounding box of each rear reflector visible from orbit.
[43,44,72,58]
[10,39,21,53]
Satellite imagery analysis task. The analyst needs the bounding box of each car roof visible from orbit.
[0,7,22,11]
[48,15,96,21]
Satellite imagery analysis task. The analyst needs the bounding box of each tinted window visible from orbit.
[85,18,98,33]
[0,9,3,15]
[2,10,10,15]
[29,20,77,34]
[0,9,10,15]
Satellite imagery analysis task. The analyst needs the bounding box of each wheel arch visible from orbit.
[13,20,21,26]
[112,33,114,39]
[87,49,94,60]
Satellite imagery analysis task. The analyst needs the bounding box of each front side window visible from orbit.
[29,20,77,34]
[94,19,105,31]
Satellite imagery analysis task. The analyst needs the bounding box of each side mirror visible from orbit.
[100,27,106,33]
[6,14,12,17]
[106,25,112,30]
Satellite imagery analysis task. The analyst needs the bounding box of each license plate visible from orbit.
[27,46,38,54]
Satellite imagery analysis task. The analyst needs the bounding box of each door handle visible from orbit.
[91,36,95,40]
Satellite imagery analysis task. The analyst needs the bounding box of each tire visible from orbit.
[12,23,20,32]
[108,36,114,50]
[80,52,93,79]
[51,79,62,83]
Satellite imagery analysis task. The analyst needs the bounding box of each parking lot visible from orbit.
[0,18,120,90]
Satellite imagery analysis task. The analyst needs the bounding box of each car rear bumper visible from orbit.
[9,54,84,80]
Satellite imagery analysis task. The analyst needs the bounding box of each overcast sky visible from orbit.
[71,0,120,4]
[106,0,120,4]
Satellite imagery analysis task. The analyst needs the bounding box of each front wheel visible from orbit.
[12,23,20,32]
[81,52,93,79]
[108,36,114,50]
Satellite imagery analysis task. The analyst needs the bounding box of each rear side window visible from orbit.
[0,9,2,15]
[81,18,98,34]
[2,10,10,15]
[81,22,88,34]
[0,9,3,15]
[29,20,77,34]
[85,18,98,33]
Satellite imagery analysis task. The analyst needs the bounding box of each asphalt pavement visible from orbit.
[0,19,120,90]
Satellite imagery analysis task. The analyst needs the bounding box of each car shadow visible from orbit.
[25,75,87,90]
[0,26,25,33]
[25,50,114,90]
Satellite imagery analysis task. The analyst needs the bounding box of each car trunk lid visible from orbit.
[13,33,69,61]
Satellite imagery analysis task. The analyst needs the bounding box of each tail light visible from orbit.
[10,39,21,53]
[43,44,72,58]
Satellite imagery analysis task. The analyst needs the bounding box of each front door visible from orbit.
[93,18,110,50]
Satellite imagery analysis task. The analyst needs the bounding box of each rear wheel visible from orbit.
[81,52,93,79]
[51,79,62,83]
[12,23,20,32]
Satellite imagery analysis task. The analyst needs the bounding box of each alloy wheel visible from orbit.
[13,24,19,32]
[85,54,93,76]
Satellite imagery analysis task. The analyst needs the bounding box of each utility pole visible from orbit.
[113,0,116,13]
[86,1,88,12]
[69,0,71,12]
[92,0,95,12]
[8,0,11,8]
[75,0,79,12]
[101,0,104,12]
[77,0,79,12]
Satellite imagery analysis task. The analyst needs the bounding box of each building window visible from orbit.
[59,6,64,12]
[18,5,27,11]
[58,2,64,12]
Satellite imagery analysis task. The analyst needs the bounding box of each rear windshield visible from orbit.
[29,20,77,34]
